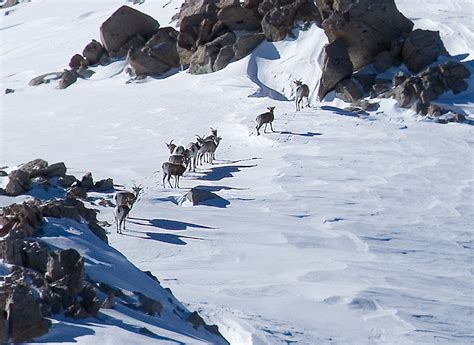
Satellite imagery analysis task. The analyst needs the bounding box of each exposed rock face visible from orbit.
[385,61,471,108]
[5,169,31,196]
[3,284,50,342]
[137,293,163,316]
[69,54,86,69]
[317,39,353,100]
[233,33,265,60]
[261,0,306,42]
[217,5,261,31]
[100,5,160,55]
[128,46,171,76]
[321,0,413,70]
[335,79,364,103]
[146,27,181,68]
[401,29,450,73]
[189,32,236,74]
[58,69,78,89]
[82,39,106,65]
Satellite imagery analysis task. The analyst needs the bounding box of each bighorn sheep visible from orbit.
[255,106,276,136]
[294,79,310,111]
[166,140,185,155]
[114,204,130,234]
[113,184,142,217]
[196,135,221,165]
[185,141,201,172]
[203,127,218,142]
[162,162,187,188]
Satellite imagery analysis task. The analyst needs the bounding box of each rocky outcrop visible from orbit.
[318,39,353,100]
[233,33,265,60]
[100,6,160,55]
[335,79,364,103]
[82,39,106,66]
[321,0,414,71]
[189,32,236,74]
[401,29,450,73]
[261,0,306,42]
[217,5,261,31]
[58,69,78,89]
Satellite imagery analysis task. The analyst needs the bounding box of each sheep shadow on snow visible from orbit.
[278,130,322,137]
[128,217,214,231]
[197,164,257,181]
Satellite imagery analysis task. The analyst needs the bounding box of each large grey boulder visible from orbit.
[146,27,181,68]
[128,46,171,77]
[233,33,265,60]
[5,169,31,196]
[401,29,450,73]
[217,5,261,31]
[46,249,85,298]
[58,69,78,90]
[261,0,306,41]
[335,79,364,103]
[189,32,236,74]
[317,38,353,100]
[5,284,50,342]
[100,6,160,54]
[322,0,413,70]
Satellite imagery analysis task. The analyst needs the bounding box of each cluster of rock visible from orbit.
[0,159,228,343]
[316,0,471,122]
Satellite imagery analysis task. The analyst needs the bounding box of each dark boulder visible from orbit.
[146,27,181,68]
[233,33,265,60]
[322,0,413,71]
[100,6,159,55]
[335,79,364,103]
[5,169,31,196]
[137,293,163,316]
[217,5,261,31]
[82,39,106,65]
[69,54,86,69]
[317,38,353,100]
[261,0,306,42]
[58,69,78,90]
[80,172,94,191]
[189,32,236,74]
[401,29,449,73]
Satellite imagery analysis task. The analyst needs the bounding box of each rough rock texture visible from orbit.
[28,72,63,86]
[217,5,261,31]
[261,0,306,42]
[335,78,364,103]
[374,50,398,73]
[317,38,353,100]
[189,32,236,74]
[146,27,181,68]
[5,169,31,196]
[82,39,106,65]
[401,29,450,73]
[69,54,86,69]
[321,0,414,71]
[128,46,171,76]
[58,69,78,89]
[233,33,265,60]
[100,5,160,54]
[137,293,163,316]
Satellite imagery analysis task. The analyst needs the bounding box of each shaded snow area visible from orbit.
[1,0,473,344]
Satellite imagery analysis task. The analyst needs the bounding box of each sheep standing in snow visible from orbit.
[162,161,188,188]
[294,79,310,111]
[114,184,142,218]
[255,106,276,136]
[114,204,130,234]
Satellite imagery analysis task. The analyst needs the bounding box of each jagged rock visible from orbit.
[46,249,84,298]
[69,54,86,69]
[146,27,180,68]
[82,39,105,65]
[21,240,50,274]
[233,33,265,60]
[137,293,163,316]
[187,311,205,329]
[93,178,114,192]
[261,0,306,41]
[29,162,67,179]
[374,50,397,73]
[128,46,171,76]
[0,0,18,9]
[172,0,226,26]
[20,159,49,176]
[393,71,408,87]
[438,61,470,94]
[335,79,364,103]
[80,172,94,190]
[322,0,413,71]
[214,45,235,71]
[295,0,322,25]
[76,67,95,79]
[370,80,392,98]
[58,175,78,188]
[77,283,100,317]
[189,32,236,74]
[28,72,63,86]
[318,38,353,100]
[353,73,376,93]
[217,5,261,31]
[401,29,450,73]
[5,284,50,342]
[5,169,31,196]
[58,69,78,89]
[67,186,88,199]
[101,293,115,309]
[0,202,43,240]
[100,6,160,54]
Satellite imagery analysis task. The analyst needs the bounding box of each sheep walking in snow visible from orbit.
[294,79,310,111]
[255,106,276,136]
[162,161,188,188]
[114,204,130,234]
[114,184,142,218]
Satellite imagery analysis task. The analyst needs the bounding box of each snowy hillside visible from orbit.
[1,0,473,344]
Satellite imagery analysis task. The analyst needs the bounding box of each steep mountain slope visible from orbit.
[1,0,473,344]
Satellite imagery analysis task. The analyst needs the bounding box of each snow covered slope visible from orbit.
[1,0,473,344]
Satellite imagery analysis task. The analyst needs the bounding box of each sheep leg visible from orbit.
[295,98,299,111]
[270,122,275,132]
[264,123,268,133]
[256,124,261,136]
[167,175,173,188]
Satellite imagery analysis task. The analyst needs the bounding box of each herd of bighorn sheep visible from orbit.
[114,80,310,233]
